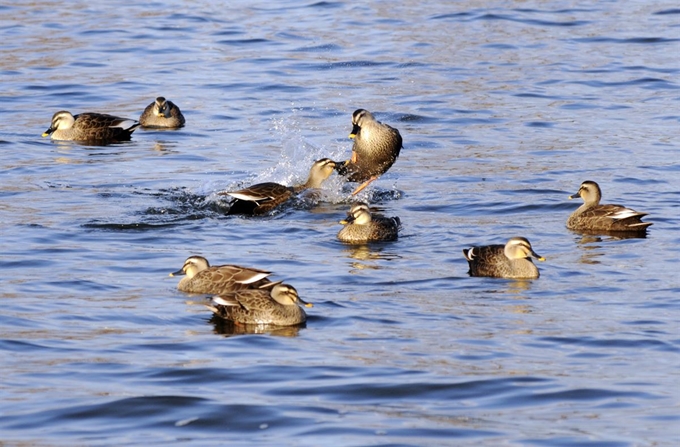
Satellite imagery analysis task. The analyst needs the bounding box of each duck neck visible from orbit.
[301,173,324,189]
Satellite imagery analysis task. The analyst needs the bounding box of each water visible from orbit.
[1,1,680,445]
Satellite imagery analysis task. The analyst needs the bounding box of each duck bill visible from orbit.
[42,127,54,137]
[333,159,349,174]
[297,297,313,308]
[348,123,360,139]
[532,250,546,262]
[339,214,355,225]
[169,269,186,277]
[568,193,580,200]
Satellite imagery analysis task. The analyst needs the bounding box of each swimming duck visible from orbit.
[139,97,185,128]
[337,202,401,243]
[207,282,312,326]
[463,237,545,279]
[334,109,402,195]
[170,255,272,294]
[42,111,140,142]
[567,181,652,233]
[222,158,336,215]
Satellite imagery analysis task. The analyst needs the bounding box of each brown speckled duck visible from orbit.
[463,237,545,279]
[335,109,402,195]
[139,97,185,128]
[170,256,272,294]
[42,111,140,142]
[222,158,336,215]
[207,282,312,326]
[337,202,401,243]
[567,181,652,233]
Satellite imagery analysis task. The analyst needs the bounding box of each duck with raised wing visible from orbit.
[170,255,272,294]
[139,97,185,128]
[463,237,545,279]
[42,111,140,142]
[222,158,336,215]
[207,282,312,326]
[567,180,652,233]
[334,109,402,195]
[337,202,401,243]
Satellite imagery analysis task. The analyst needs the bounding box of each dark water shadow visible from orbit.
[209,315,304,337]
[570,229,649,240]
[45,137,140,149]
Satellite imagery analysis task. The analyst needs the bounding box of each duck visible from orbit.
[567,181,652,233]
[222,158,336,215]
[337,202,401,243]
[139,97,185,128]
[207,282,312,326]
[170,255,272,294]
[334,109,402,195]
[42,111,140,142]
[463,237,545,279]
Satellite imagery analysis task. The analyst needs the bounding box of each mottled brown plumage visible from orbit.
[139,97,185,128]
[223,158,336,215]
[463,237,545,279]
[335,109,402,195]
[337,202,401,243]
[567,181,652,233]
[170,256,272,294]
[42,111,140,142]
[207,282,311,326]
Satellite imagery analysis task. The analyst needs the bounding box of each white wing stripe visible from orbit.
[610,208,639,220]
[109,119,138,129]
[228,192,270,201]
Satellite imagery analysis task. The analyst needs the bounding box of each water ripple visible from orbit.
[573,36,680,44]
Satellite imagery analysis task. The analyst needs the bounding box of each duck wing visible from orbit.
[226,182,293,215]
[584,204,651,231]
[75,113,140,132]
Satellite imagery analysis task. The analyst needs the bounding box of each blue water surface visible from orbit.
[1,1,679,445]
